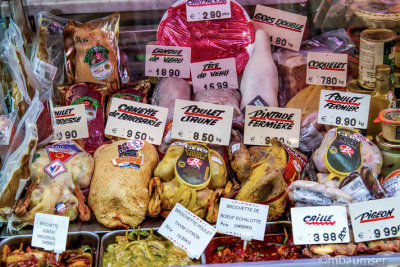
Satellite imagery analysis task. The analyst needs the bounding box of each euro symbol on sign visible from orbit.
[251,137,255,142]
[178,131,183,137]
[112,128,117,134]
[190,14,194,19]
[321,116,326,122]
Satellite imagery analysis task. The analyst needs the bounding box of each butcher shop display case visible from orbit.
[2,0,400,266]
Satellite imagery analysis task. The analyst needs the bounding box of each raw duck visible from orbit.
[88,139,158,228]
[240,29,279,110]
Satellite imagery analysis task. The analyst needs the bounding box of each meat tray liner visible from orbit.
[0,231,99,266]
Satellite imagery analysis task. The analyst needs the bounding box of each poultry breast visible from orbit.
[13,141,93,227]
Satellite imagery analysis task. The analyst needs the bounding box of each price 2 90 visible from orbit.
[374,225,400,238]
[203,11,222,19]
[156,68,180,77]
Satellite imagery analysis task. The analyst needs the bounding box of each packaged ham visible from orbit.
[157,0,254,76]
[195,88,241,119]
[59,83,107,154]
[63,13,120,92]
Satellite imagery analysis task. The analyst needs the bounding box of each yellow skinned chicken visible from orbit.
[148,142,230,222]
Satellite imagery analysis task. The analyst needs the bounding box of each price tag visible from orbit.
[216,198,268,241]
[349,197,400,242]
[190,58,238,94]
[171,99,233,146]
[291,206,350,245]
[31,213,69,253]
[252,5,307,51]
[317,90,371,129]
[158,203,216,259]
[145,45,191,78]
[105,98,168,145]
[53,104,89,141]
[306,52,348,86]
[186,0,231,22]
[243,106,301,147]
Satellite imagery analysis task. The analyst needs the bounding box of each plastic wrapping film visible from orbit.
[157,0,254,76]
[195,88,241,119]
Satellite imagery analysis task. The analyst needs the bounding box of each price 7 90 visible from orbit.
[374,225,400,238]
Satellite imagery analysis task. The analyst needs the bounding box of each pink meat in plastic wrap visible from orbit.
[157,1,254,75]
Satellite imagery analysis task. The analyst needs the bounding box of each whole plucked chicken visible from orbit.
[11,141,93,229]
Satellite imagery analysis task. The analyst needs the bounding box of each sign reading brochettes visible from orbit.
[145,45,191,78]
[186,0,231,22]
[317,90,371,129]
[306,52,348,86]
[349,197,400,242]
[53,104,89,141]
[105,98,168,145]
[171,99,234,146]
[244,106,301,147]
[252,5,307,51]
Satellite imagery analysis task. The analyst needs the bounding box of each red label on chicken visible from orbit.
[45,141,82,164]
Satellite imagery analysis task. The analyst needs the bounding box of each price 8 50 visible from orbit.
[374,225,400,239]
[156,68,180,77]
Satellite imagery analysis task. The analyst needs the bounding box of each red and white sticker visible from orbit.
[186,0,231,22]
[127,139,145,150]
[145,45,191,78]
[187,158,203,168]
[190,58,238,94]
[55,202,68,214]
[306,52,347,86]
[44,159,67,179]
[252,5,307,51]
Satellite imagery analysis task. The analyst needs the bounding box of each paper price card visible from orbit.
[243,106,301,147]
[349,197,400,243]
[186,0,231,22]
[158,203,216,259]
[171,99,233,146]
[252,5,307,51]
[216,198,269,241]
[190,58,238,94]
[32,213,69,253]
[291,206,350,245]
[105,98,168,145]
[306,52,348,86]
[317,90,371,129]
[53,104,89,141]
[145,45,191,78]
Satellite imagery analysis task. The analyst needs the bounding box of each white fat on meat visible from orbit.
[240,29,278,110]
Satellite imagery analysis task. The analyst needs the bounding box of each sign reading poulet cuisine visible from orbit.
[243,106,301,147]
[53,104,89,141]
[105,98,168,145]
[171,99,234,146]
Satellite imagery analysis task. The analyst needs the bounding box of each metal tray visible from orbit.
[0,231,100,266]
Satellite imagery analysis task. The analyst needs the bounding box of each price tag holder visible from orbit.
[105,98,168,145]
[158,203,216,259]
[145,45,191,78]
[171,99,233,146]
[53,104,89,141]
[291,206,350,245]
[243,106,301,147]
[190,58,238,94]
[252,5,307,51]
[317,90,371,129]
[216,198,268,241]
[349,197,400,242]
[306,52,348,86]
[186,0,231,22]
[31,213,69,253]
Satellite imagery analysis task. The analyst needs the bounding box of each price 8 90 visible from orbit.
[374,225,400,239]
[156,68,180,77]
[58,130,77,140]
[335,117,357,127]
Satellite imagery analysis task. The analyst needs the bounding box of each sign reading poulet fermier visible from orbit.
[243,106,301,147]
[105,98,168,145]
[186,0,232,22]
[53,104,89,141]
[145,45,191,78]
[171,99,234,146]
[252,5,307,51]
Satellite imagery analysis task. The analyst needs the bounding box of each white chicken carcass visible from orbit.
[11,141,93,227]
[240,29,279,110]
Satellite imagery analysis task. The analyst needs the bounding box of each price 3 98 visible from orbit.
[313,227,347,242]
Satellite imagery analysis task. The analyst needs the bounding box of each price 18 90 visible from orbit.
[156,68,180,77]
[374,225,400,238]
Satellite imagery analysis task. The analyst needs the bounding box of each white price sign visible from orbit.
[31,213,69,253]
[306,52,348,86]
[252,5,307,51]
[318,90,371,129]
[158,203,216,259]
[53,104,89,141]
[171,99,233,146]
[291,206,350,245]
[145,45,191,78]
[190,58,238,94]
[243,106,301,147]
[186,0,231,22]
[216,198,268,241]
[349,197,400,242]
[105,98,168,145]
